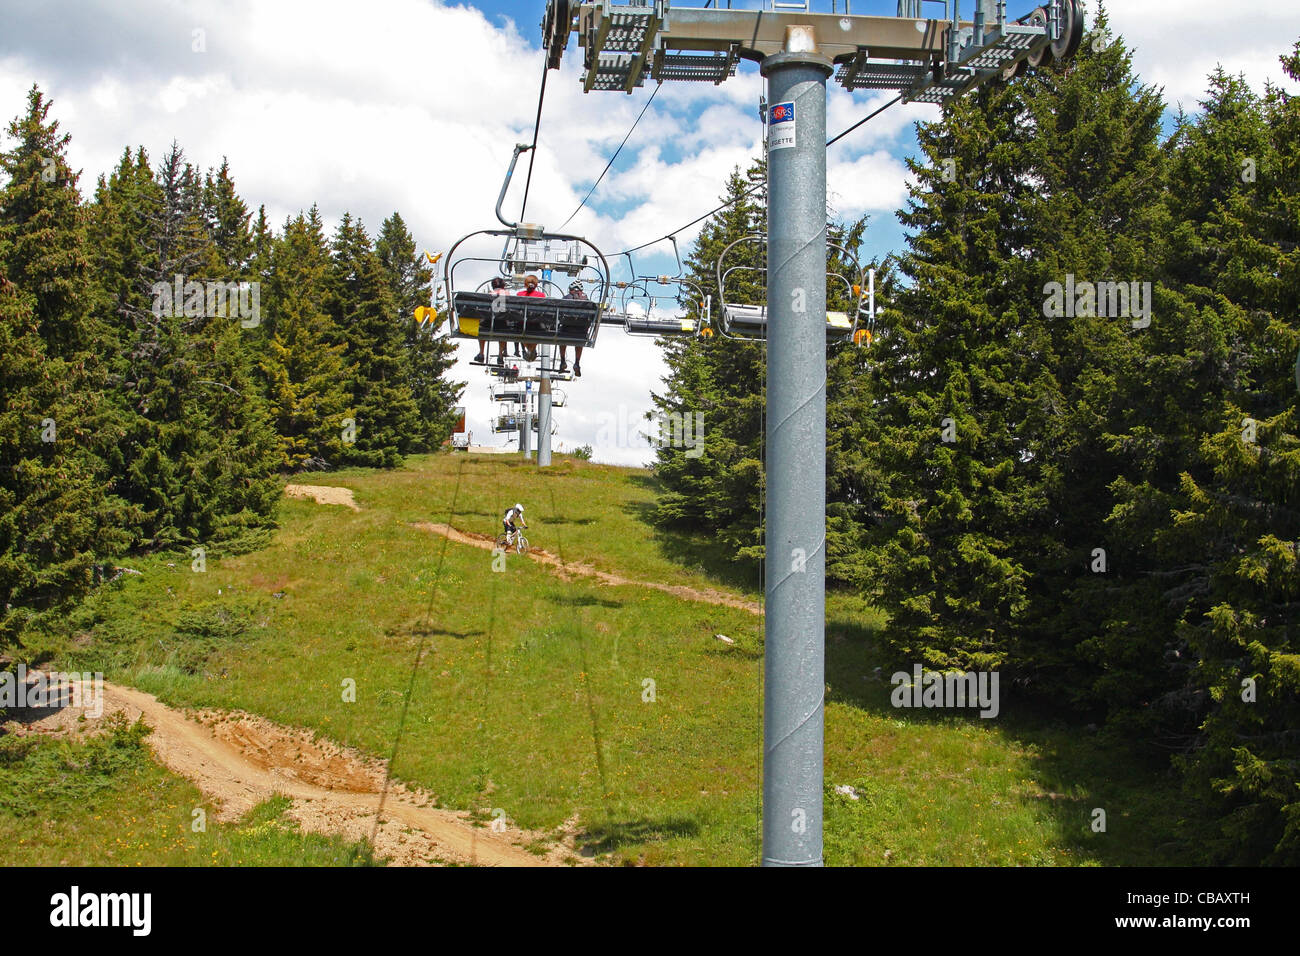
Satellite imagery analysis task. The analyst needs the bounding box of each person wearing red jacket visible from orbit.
[514,274,545,362]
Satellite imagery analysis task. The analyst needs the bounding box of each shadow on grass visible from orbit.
[548,594,623,609]
[703,645,762,662]
[822,618,1202,866]
[577,816,701,855]
[423,627,484,640]
[394,625,484,641]
[619,500,761,593]
[990,704,1207,866]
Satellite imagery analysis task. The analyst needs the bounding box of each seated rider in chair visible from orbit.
[482,277,509,365]
[515,275,546,363]
[559,281,586,377]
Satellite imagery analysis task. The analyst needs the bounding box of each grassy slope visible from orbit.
[14,452,1200,866]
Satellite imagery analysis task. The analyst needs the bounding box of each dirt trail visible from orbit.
[414,522,762,616]
[17,678,573,867]
[284,484,360,511]
[280,483,758,615]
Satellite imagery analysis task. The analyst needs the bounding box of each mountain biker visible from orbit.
[503,502,527,543]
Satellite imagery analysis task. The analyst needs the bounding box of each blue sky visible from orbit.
[3,1,1298,463]
[462,0,940,273]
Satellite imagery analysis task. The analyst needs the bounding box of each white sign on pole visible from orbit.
[768,101,795,151]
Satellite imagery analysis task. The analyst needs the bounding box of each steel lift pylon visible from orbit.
[541,0,1083,866]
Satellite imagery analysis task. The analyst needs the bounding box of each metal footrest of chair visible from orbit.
[653,50,738,84]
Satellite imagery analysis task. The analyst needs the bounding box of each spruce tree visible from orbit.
[329,215,420,467]
[0,89,124,645]
[1016,8,1171,704]
[652,160,877,573]
[1125,48,1300,863]
[861,71,1048,674]
[203,158,253,275]
[260,210,352,470]
[0,268,115,646]
[88,144,279,546]
[651,164,768,560]
[0,86,95,359]
[376,212,460,452]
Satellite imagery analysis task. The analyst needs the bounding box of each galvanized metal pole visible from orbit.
[538,345,553,466]
[760,34,831,868]
[520,389,532,458]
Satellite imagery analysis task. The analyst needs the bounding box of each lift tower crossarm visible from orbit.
[580,5,958,63]
[567,2,1064,103]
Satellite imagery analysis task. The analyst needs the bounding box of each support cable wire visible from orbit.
[519,57,551,223]
[558,81,661,232]
[471,473,504,865]
[825,92,903,147]
[616,93,905,258]
[371,458,467,850]
[546,484,613,821]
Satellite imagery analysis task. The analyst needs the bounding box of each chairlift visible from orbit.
[715,234,874,342]
[441,144,611,351]
[615,238,712,338]
[491,406,524,434]
[485,362,524,380]
[620,278,711,337]
[490,382,529,404]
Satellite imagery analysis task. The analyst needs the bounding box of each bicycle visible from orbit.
[494,527,529,554]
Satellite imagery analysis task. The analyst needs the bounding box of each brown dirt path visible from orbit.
[284,484,360,511]
[17,677,574,867]
[414,522,762,616]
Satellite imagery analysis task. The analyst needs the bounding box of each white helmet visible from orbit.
[514,503,524,513]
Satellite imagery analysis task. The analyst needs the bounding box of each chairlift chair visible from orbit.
[715,234,873,342]
[490,383,529,405]
[608,239,712,338]
[446,232,610,349]
[441,144,611,352]
[620,276,712,338]
[486,362,524,380]
[491,408,524,434]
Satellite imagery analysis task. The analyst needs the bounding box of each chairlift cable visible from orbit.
[824,92,903,148]
[471,474,504,861]
[614,93,904,259]
[371,458,466,848]
[519,57,551,223]
[558,81,661,232]
[546,483,614,821]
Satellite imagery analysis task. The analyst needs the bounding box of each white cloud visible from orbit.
[4,0,1299,466]
[829,149,913,219]
[1105,0,1300,108]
